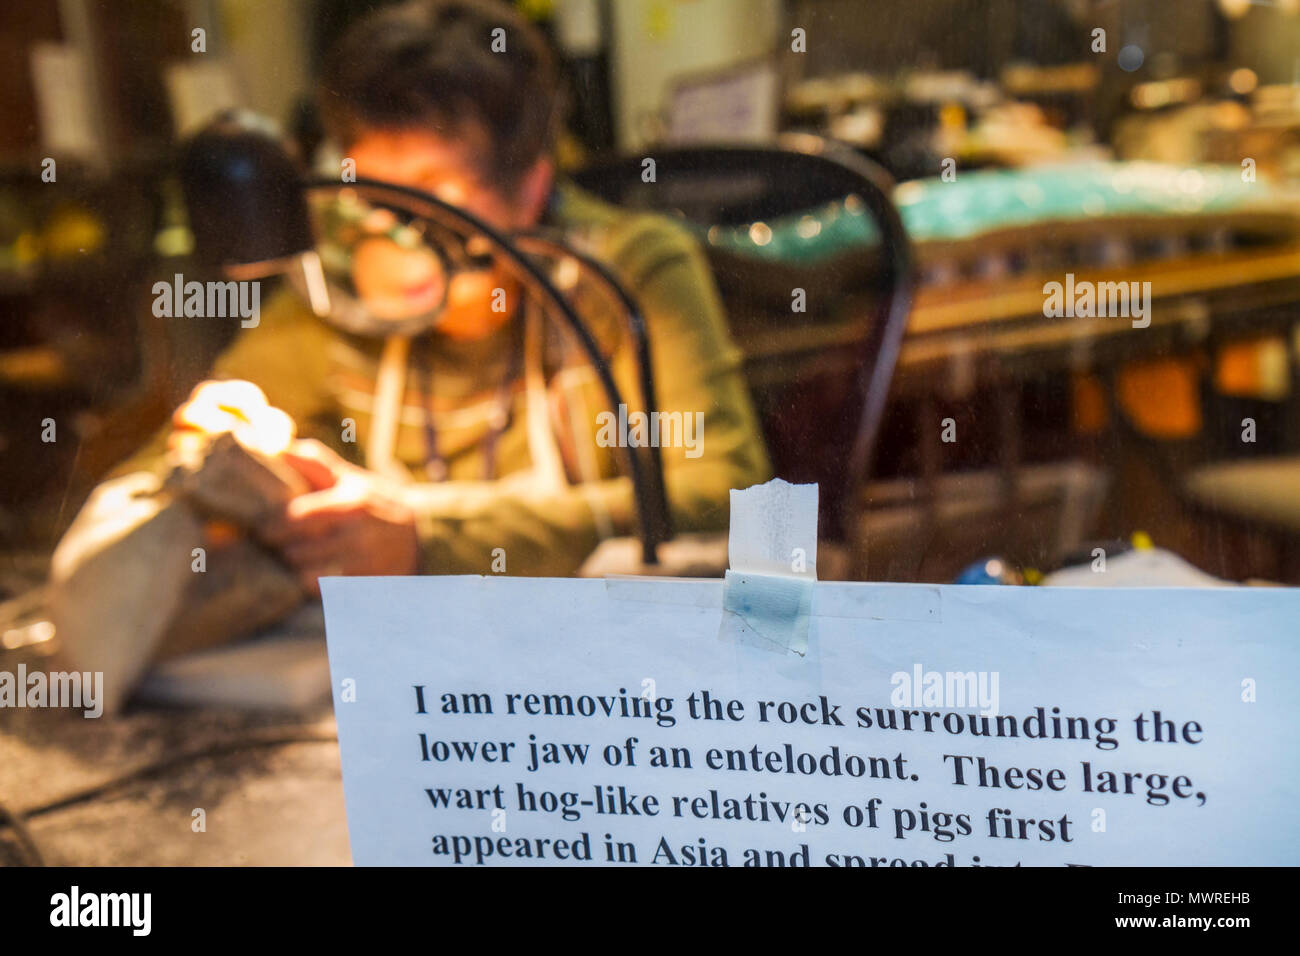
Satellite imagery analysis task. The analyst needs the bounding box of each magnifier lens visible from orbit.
[300,193,455,336]
[351,233,449,320]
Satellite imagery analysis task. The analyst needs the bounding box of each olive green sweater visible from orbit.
[117,183,770,575]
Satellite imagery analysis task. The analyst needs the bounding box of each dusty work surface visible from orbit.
[0,647,351,867]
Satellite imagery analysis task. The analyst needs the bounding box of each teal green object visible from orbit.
[697,161,1281,266]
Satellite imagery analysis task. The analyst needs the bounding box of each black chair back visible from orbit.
[574,135,914,541]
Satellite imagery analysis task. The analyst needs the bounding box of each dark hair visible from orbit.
[319,0,562,190]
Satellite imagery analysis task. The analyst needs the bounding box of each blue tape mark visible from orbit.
[719,569,814,657]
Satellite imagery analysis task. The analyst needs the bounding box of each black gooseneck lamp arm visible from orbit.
[511,229,672,555]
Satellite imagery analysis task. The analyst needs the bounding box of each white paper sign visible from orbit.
[321,576,1300,867]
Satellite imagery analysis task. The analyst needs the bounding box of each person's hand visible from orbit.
[262,439,420,595]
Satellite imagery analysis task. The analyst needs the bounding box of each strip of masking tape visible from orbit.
[719,479,818,656]
[605,575,942,623]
